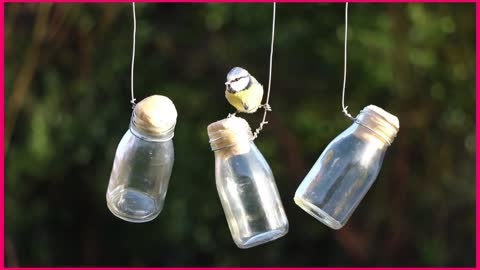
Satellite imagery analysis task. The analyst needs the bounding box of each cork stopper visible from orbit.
[207,116,253,156]
[130,95,177,140]
[355,105,399,146]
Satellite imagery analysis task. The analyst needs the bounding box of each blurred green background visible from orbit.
[5,3,475,267]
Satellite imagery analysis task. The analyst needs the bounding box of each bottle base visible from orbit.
[236,227,288,249]
[107,188,161,223]
[294,196,343,230]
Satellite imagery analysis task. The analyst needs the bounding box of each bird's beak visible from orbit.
[225,81,231,85]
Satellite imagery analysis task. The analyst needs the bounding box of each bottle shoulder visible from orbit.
[116,130,174,155]
[321,131,385,167]
[215,144,274,184]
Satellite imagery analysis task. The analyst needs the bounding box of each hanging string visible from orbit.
[341,2,355,121]
[253,2,276,139]
[130,2,137,107]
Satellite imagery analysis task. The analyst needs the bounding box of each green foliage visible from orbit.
[5,3,475,267]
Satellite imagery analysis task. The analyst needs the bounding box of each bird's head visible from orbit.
[225,67,250,93]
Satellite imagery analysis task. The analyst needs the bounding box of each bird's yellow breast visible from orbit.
[225,83,264,113]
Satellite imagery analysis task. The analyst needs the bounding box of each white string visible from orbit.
[265,2,275,114]
[253,2,276,139]
[130,2,137,107]
[341,2,355,120]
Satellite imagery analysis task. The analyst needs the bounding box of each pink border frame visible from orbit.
[1,1,5,268]
[1,0,478,2]
[2,0,477,268]
[476,1,479,269]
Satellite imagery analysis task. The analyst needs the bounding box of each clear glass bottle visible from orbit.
[207,116,289,248]
[294,105,399,229]
[106,95,177,223]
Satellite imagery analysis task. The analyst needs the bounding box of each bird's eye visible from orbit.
[234,76,248,82]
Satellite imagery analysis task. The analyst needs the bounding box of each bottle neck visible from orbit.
[207,116,254,155]
[129,113,175,142]
[209,129,253,153]
[353,107,399,146]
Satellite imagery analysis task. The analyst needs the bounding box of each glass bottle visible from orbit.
[207,116,289,248]
[294,105,399,229]
[106,95,177,223]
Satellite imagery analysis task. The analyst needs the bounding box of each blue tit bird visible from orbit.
[225,67,265,116]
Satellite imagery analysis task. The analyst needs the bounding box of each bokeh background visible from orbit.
[5,3,475,267]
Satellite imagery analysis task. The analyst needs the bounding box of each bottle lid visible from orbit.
[130,95,177,140]
[207,116,253,154]
[356,105,399,145]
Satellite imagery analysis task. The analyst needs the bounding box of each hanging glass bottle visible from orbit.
[294,105,399,229]
[208,116,289,248]
[106,95,177,223]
